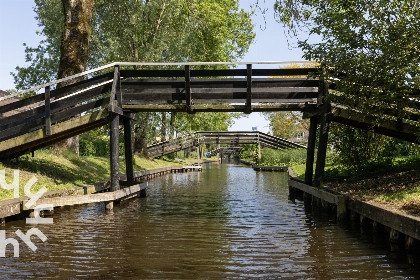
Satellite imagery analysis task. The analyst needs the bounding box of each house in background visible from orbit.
[287,130,309,144]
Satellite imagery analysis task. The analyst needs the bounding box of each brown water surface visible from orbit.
[0,163,419,279]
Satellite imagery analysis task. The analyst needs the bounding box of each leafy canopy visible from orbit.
[274,0,420,119]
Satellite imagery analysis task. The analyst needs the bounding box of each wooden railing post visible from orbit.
[44,86,51,136]
[245,64,252,114]
[185,65,192,114]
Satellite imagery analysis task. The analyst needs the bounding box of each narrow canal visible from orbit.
[1,162,420,279]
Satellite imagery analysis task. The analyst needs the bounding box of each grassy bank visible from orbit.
[240,146,420,215]
[0,149,188,201]
[289,155,420,215]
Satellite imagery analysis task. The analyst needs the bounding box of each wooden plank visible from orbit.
[122,103,318,112]
[253,166,287,171]
[120,69,185,78]
[50,83,111,113]
[0,111,109,160]
[0,93,45,115]
[348,199,420,240]
[23,192,116,209]
[253,68,318,76]
[330,94,420,122]
[288,177,340,205]
[123,87,317,95]
[0,105,45,130]
[0,108,109,153]
[121,78,319,89]
[332,106,419,144]
[44,86,51,136]
[51,72,113,99]
[51,98,108,123]
[0,117,45,141]
[0,198,22,218]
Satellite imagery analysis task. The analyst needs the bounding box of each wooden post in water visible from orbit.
[313,112,330,187]
[123,113,134,186]
[305,117,318,185]
[313,74,330,188]
[110,65,121,193]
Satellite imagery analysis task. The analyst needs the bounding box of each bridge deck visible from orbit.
[0,62,418,161]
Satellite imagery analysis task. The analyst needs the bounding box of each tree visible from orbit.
[175,112,242,133]
[274,0,420,120]
[55,0,95,155]
[265,111,308,140]
[13,0,254,155]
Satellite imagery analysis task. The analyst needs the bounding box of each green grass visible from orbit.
[0,149,186,201]
[259,148,307,167]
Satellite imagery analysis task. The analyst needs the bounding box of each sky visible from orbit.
[0,0,306,134]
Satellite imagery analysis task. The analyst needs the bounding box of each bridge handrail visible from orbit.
[1,61,316,102]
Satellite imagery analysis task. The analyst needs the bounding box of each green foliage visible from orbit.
[259,148,307,166]
[175,112,242,133]
[274,0,420,121]
[13,0,255,90]
[79,128,124,156]
[239,144,259,162]
[264,111,308,139]
[323,155,420,183]
[329,123,419,172]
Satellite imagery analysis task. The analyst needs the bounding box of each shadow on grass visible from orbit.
[4,152,112,188]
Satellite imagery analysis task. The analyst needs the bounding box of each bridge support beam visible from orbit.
[305,117,318,185]
[123,114,134,186]
[313,113,331,187]
[110,113,120,192]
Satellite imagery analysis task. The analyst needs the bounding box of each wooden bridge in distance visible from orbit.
[0,62,418,196]
[146,131,305,158]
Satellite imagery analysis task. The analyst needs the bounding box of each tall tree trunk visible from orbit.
[161,112,167,140]
[54,0,95,155]
[169,112,176,139]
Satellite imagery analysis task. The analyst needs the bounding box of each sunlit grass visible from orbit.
[0,149,186,201]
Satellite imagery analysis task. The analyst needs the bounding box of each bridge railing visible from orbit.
[0,72,114,144]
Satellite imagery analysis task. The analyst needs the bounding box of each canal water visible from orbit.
[1,162,420,279]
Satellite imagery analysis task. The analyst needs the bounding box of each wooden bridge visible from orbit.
[146,131,306,158]
[0,62,418,195]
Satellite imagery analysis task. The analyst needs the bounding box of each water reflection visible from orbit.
[0,163,419,279]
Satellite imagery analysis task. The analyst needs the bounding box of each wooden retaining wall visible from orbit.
[288,171,420,252]
[239,159,287,172]
[0,165,202,224]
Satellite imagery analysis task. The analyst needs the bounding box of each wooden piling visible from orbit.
[336,196,348,224]
[123,115,134,186]
[105,201,114,210]
[304,117,318,185]
[313,112,330,187]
